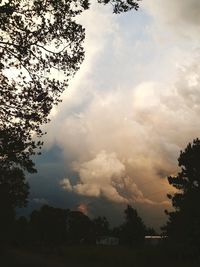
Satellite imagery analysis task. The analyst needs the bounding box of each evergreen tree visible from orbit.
[120,205,146,246]
[164,138,200,249]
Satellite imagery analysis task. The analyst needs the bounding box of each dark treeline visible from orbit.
[1,204,154,248]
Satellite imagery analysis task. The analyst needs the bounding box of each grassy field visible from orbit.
[1,245,200,267]
[57,245,200,267]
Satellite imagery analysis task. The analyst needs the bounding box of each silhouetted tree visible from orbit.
[0,167,29,243]
[0,0,88,175]
[92,216,110,241]
[0,167,29,207]
[145,227,157,236]
[164,139,200,249]
[66,211,92,244]
[0,184,15,244]
[13,216,29,246]
[30,205,69,246]
[120,205,146,247]
[98,0,140,13]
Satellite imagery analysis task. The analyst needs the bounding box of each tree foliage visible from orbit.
[30,205,69,245]
[0,167,29,207]
[164,139,200,248]
[0,0,88,173]
[92,216,110,238]
[0,183,16,244]
[4,203,155,247]
[98,0,140,14]
[66,210,92,243]
[118,205,146,246]
[0,167,29,243]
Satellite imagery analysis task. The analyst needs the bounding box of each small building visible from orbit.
[145,235,166,246]
[96,236,119,246]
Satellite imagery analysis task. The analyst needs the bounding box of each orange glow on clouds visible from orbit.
[77,203,88,215]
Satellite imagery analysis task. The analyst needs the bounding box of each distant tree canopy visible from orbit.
[0,183,16,243]
[30,205,69,245]
[17,206,106,246]
[66,210,92,243]
[9,204,150,247]
[116,205,146,246]
[164,138,200,248]
[0,0,141,209]
[0,167,29,243]
[92,216,110,238]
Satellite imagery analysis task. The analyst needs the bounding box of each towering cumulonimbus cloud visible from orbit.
[44,0,200,211]
[58,56,200,205]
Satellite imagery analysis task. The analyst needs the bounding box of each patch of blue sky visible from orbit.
[19,146,81,215]
[114,6,154,41]
[33,145,64,165]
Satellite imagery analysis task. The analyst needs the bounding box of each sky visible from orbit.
[24,0,200,230]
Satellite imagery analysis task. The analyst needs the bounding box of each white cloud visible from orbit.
[60,151,170,206]
[144,0,200,40]
[61,151,127,203]
[60,178,73,191]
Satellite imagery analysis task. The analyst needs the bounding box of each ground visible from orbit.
[1,245,200,267]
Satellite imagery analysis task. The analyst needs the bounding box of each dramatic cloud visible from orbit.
[57,53,200,204]
[77,203,89,215]
[60,151,170,205]
[36,1,200,225]
[60,151,127,203]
